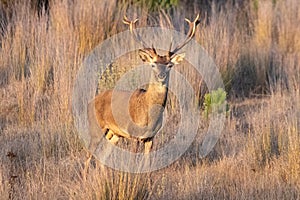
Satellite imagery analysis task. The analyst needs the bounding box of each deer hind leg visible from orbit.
[85,128,108,165]
[105,129,119,145]
[83,128,106,181]
[105,129,114,140]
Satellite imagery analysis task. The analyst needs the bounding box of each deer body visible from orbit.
[92,82,168,140]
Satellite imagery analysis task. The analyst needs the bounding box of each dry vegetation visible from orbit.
[0,0,299,199]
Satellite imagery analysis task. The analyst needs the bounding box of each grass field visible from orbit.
[0,0,299,199]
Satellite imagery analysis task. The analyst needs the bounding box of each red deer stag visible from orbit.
[87,14,200,156]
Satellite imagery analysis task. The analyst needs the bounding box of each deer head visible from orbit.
[123,14,200,86]
[138,48,184,85]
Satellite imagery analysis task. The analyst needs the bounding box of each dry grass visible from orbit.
[0,0,299,199]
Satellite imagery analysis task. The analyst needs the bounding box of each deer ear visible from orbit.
[171,53,185,64]
[139,49,154,63]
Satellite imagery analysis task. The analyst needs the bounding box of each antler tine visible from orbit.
[170,14,200,56]
[123,15,149,48]
[168,40,173,53]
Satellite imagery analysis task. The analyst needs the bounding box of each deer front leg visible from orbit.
[144,139,153,154]
[105,130,114,140]
[144,139,153,169]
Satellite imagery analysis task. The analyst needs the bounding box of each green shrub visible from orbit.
[203,88,229,119]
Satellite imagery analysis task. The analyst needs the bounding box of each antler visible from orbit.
[169,14,200,57]
[123,15,149,48]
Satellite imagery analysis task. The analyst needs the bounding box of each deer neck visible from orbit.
[145,76,169,107]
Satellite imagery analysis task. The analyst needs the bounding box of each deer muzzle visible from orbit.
[158,72,167,80]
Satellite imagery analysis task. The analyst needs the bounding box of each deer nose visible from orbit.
[158,72,166,79]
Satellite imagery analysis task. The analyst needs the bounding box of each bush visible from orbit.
[203,88,229,118]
